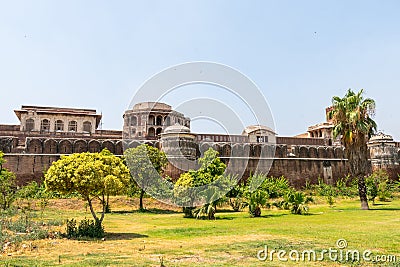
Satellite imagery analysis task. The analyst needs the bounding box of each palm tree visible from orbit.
[329,89,377,210]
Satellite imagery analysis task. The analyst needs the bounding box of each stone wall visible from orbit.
[163,157,348,188]
[3,142,349,187]
[163,143,349,187]
[3,154,60,185]
[24,138,123,155]
[5,134,400,188]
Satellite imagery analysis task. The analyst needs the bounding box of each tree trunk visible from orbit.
[86,197,100,223]
[105,194,110,213]
[99,194,106,224]
[139,189,145,211]
[358,175,369,210]
[347,141,370,210]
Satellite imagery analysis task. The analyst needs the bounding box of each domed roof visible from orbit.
[242,125,276,135]
[164,123,191,134]
[369,132,394,142]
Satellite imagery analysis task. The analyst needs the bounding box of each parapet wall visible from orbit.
[24,138,123,155]
[4,135,400,187]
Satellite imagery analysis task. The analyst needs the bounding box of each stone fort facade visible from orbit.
[1,103,399,186]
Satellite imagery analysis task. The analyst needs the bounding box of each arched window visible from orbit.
[164,116,171,126]
[68,121,77,132]
[26,118,35,131]
[156,115,163,126]
[83,121,92,133]
[130,116,137,126]
[40,119,50,132]
[55,120,64,131]
[148,115,155,125]
[156,128,162,135]
[148,127,155,137]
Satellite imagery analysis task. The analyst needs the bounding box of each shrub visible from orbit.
[0,213,60,252]
[366,170,392,203]
[312,177,358,198]
[226,183,247,212]
[326,195,335,207]
[283,191,313,215]
[245,188,268,217]
[66,218,105,239]
[193,204,216,220]
[182,207,195,218]
[0,167,17,211]
[260,176,290,199]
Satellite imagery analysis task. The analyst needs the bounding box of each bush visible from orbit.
[0,213,60,252]
[0,168,17,211]
[182,207,195,218]
[276,191,313,215]
[226,183,247,212]
[247,190,268,217]
[312,177,358,198]
[366,170,392,203]
[260,176,290,199]
[193,204,216,220]
[66,218,105,238]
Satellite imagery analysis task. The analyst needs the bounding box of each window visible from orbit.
[26,118,35,131]
[148,127,155,137]
[55,120,64,131]
[257,136,268,143]
[148,115,155,125]
[68,121,77,132]
[156,115,163,126]
[40,119,50,132]
[83,121,92,133]
[131,128,136,135]
[165,116,171,126]
[130,116,137,126]
[156,128,162,135]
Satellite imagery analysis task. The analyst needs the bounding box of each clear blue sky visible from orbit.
[1,1,399,139]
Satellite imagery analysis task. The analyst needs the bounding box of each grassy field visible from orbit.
[1,197,400,267]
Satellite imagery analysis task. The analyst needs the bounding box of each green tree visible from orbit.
[226,182,247,212]
[329,89,377,210]
[284,190,312,215]
[124,144,168,211]
[44,149,130,225]
[0,151,17,210]
[245,188,268,217]
[366,169,391,204]
[174,148,227,219]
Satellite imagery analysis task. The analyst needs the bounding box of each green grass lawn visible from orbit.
[2,197,400,266]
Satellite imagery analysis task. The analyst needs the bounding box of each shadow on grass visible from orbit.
[105,232,148,240]
[215,209,239,213]
[370,207,400,211]
[261,213,288,218]
[110,208,181,214]
[369,202,400,210]
[215,216,235,220]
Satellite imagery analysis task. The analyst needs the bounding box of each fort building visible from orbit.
[1,103,399,186]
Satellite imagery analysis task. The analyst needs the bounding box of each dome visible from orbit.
[164,123,191,134]
[369,132,393,142]
[242,125,276,135]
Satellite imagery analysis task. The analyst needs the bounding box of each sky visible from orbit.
[1,1,399,139]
